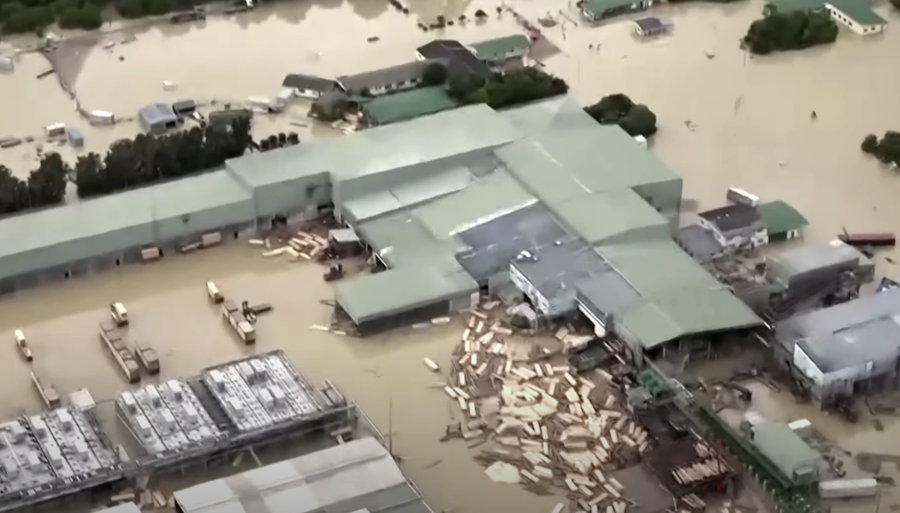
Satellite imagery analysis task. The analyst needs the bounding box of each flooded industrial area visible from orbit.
[2,0,900,510]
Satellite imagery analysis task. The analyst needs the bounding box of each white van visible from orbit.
[110,302,129,326]
[206,281,224,303]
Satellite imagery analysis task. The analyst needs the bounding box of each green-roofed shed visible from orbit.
[759,200,808,240]
[361,87,460,126]
[751,422,819,485]
[580,0,654,21]
[470,34,531,63]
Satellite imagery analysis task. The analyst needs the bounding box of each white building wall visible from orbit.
[825,4,885,35]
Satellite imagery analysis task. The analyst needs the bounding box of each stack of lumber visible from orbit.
[251,231,328,260]
[441,302,654,513]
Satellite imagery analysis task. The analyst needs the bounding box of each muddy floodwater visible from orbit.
[1,0,900,264]
[0,247,562,512]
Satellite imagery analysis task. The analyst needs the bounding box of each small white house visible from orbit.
[824,1,886,35]
[281,74,338,99]
[337,60,436,96]
[698,204,768,250]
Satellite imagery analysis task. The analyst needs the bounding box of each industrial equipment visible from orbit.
[110,302,129,327]
[14,329,33,362]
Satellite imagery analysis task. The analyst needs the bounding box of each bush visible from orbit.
[584,94,658,137]
[447,67,568,110]
[422,62,449,86]
[743,10,838,55]
[861,134,878,154]
[75,117,253,198]
[863,132,900,166]
[58,3,102,29]
[0,153,70,215]
[1,4,54,34]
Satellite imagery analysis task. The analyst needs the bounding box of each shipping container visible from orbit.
[818,478,877,499]
[726,187,759,207]
[89,110,115,125]
[45,123,66,138]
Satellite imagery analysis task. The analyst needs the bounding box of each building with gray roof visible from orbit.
[775,288,900,406]
[138,103,181,134]
[336,60,437,96]
[172,437,433,513]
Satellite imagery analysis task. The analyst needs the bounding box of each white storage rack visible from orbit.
[133,385,190,452]
[204,353,323,432]
[28,415,74,479]
[38,408,114,479]
[0,420,56,495]
[116,392,166,455]
[157,380,221,445]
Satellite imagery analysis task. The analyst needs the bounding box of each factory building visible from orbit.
[172,437,433,513]
[774,288,900,407]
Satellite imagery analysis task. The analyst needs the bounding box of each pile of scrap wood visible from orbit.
[106,475,174,511]
[250,231,328,261]
[672,442,730,487]
[441,304,652,513]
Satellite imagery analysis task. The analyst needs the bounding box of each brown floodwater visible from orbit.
[0,246,561,513]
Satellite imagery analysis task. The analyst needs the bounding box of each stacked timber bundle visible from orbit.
[251,231,329,261]
[671,443,730,487]
[440,303,653,513]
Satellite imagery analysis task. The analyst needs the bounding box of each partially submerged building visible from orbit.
[172,437,433,513]
[138,103,182,134]
[359,87,460,126]
[775,288,900,406]
[697,204,768,250]
[750,422,819,485]
[282,73,339,99]
[415,39,492,78]
[633,17,671,37]
[764,0,886,35]
[759,200,808,241]
[580,0,655,22]
[337,60,436,96]
[470,34,532,66]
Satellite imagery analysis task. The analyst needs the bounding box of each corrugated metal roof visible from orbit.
[152,170,254,222]
[751,422,818,481]
[767,241,869,283]
[550,189,670,245]
[470,34,531,61]
[362,87,460,126]
[174,438,432,513]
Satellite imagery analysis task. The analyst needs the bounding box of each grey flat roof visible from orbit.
[173,438,431,513]
[282,74,337,92]
[337,60,433,93]
[768,241,869,283]
[512,239,610,314]
[777,288,900,373]
[698,204,761,232]
[139,103,177,124]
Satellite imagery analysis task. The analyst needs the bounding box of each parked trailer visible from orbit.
[221,301,256,344]
[99,323,140,383]
[838,232,896,248]
[818,478,877,499]
[31,372,60,409]
[206,281,224,303]
[110,302,129,326]
[133,342,160,374]
[14,329,33,362]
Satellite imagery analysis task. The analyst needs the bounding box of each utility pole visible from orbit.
[388,396,394,458]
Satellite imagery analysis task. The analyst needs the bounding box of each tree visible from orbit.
[28,153,69,206]
[584,94,658,138]
[861,134,878,154]
[0,165,29,214]
[447,68,568,110]
[891,0,900,10]
[872,132,900,166]
[422,62,449,86]
[743,11,838,55]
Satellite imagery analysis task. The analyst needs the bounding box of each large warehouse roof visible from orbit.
[549,189,670,245]
[173,437,432,513]
[0,169,253,280]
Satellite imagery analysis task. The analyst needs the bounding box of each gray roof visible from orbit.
[776,288,900,373]
[512,239,610,315]
[634,16,667,32]
[677,224,723,263]
[698,204,762,233]
[337,60,435,93]
[282,74,337,92]
[173,437,432,513]
[767,241,869,284]
[139,103,177,126]
[456,202,568,281]
[416,39,492,78]
[751,422,818,481]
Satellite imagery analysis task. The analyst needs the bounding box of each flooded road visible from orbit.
[0,247,560,513]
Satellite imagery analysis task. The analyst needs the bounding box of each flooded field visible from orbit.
[0,246,561,513]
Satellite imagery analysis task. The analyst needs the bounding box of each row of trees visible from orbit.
[74,117,251,198]
[0,0,195,34]
[862,132,900,167]
[584,93,657,138]
[446,67,569,110]
[0,153,68,214]
[743,11,838,55]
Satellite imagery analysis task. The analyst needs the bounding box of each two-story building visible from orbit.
[337,60,439,96]
[697,204,768,250]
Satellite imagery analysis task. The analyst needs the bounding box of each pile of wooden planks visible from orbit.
[251,231,328,261]
[442,302,655,513]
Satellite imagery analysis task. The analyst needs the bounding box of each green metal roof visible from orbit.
[827,0,885,25]
[226,104,517,189]
[550,189,669,246]
[759,200,808,235]
[412,169,535,239]
[357,212,460,274]
[597,240,764,348]
[335,265,477,324]
[582,0,635,16]
[751,422,819,482]
[151,170,253,221]
[765,0,827,13]
[470,34,531,61]
[362,87,461,126]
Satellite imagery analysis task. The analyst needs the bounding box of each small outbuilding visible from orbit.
[698,204,767,250]
[67,127,84,148]
[171,99,197,116]
[470,34,532,65]
[281,73,338,99]
[138,103,182,134]
[750,422,819,485]
[633,16,670,37]
[759,200,808,241]
[581,0,654,22]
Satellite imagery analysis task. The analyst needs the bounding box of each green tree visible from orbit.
[113,0,143,17]
[861,134,878,154]
[743,11,838,55]
[584,94,658,138]
[891,0,900,9]
[27,153,69,206]
[422,62,449,86]
[448,68,568,109]
[873,132,900,166]
[0,165,30,214]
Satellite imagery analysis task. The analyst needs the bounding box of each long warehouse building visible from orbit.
[172,437,433,513]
